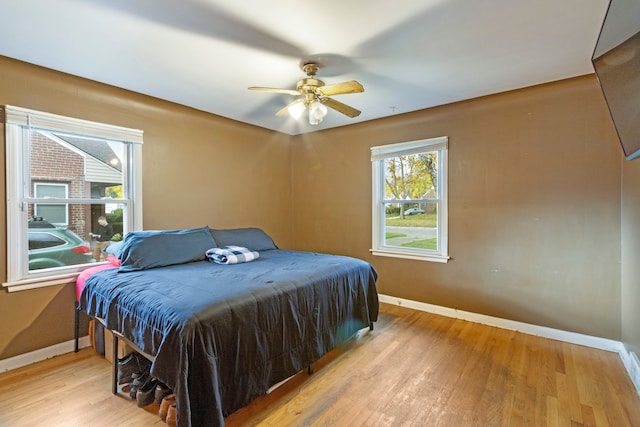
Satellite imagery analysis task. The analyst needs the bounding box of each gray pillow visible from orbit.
[119,226,217,272]
[208,227,277,251]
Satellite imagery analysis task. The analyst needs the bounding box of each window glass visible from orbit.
[26,202,127,272]
[384,202,438,250]
[30,131,124,200]
[24,130,129,272]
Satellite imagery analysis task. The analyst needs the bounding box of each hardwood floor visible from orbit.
[1,303,639,426]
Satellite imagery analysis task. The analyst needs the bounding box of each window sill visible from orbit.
[370,248,449,263]
[3,273,79,292]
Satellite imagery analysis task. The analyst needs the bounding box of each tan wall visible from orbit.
[622,157,640,355]
[292,76,624,339]
[0,56,292,359]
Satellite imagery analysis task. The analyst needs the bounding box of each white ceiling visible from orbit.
[0,0,609,135]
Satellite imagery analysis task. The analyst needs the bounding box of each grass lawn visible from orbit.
[385,232,407,239]
[401,238,437,250]
[386,213,437,227]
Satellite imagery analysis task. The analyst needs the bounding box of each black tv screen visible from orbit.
[592,0,640,160]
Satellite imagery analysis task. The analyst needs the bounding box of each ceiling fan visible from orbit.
[248,62,364,125]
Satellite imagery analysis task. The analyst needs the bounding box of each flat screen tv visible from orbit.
[592,0,640,160]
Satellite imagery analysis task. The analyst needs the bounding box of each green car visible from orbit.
[28,218,93,270]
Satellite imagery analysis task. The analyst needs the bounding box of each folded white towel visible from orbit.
[205,246,260,265]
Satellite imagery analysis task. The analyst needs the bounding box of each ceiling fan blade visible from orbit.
[316,80,364,96]
[248,86,301,96]
[276,99,304,116]
[320,97,361,118]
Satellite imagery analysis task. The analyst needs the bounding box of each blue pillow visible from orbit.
[119,227,217,272]
[103,241,124,258]
[208,227,277,251]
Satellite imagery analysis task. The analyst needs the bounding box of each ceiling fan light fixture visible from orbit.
[308,100,328,125]
[288,101,306,120]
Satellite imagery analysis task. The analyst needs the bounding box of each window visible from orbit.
[371,136,448,262]
[34,183,69,226]
[3,105,144,291]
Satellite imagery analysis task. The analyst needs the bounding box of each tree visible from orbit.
[384,153,436,218]
[105,185,122,199]
[419,152,438,191]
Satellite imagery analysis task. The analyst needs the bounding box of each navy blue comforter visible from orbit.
[80,249,378,427]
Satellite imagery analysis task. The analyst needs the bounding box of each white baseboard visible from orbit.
[0,335,91,373]
[379,294,640,395]
[619,349,640,396]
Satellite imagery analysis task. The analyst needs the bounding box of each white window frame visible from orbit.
[371,136,449,263]
[3,105,144,291]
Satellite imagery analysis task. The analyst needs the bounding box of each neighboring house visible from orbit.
[29,131,122,239]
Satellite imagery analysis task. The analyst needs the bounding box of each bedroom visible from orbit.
[1,0,640,426]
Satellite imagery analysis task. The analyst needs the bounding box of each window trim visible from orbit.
[370,136,449,263]
[2,105,144,291]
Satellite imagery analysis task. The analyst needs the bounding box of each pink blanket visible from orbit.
[75,255,120,301]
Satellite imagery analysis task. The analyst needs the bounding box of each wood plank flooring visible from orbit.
[0,303,639,426]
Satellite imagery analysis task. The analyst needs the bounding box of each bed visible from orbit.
[77,226,378,427]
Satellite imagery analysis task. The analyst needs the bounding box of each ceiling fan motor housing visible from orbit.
[297,78,324,95]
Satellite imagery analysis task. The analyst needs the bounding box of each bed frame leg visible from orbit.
[369,321,374,331]
[307,365,313,375]
[74,301,80,353]
[112,334,119,395]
